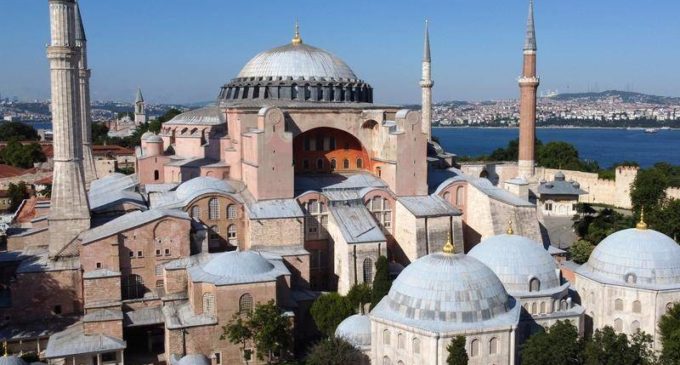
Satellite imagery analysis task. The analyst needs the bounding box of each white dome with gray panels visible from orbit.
[579,228,680,288]
[370,252,520,333]
[468,234,560,294]
[335,314,371,348]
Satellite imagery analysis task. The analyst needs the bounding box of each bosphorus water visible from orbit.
[434,127,680,168]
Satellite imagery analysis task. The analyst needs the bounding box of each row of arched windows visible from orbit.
[198,200,238,221]
[301,157,363,171]
[382,330,421,354]
[614,318,640,332]
[614,299,642,313]
[202,293,253,316]
[367,196,392,230]
[223,83,372,103]
[525,299,569,315]
[469,337,500,357]
[303,199,328,240]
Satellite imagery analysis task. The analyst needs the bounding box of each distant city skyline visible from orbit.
[1,0,680,104]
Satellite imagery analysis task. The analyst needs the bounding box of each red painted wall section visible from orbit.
[293,127,371,174]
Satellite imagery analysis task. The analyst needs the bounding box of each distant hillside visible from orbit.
[548,90,680,105]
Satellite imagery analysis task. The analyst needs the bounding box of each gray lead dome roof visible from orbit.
[468,234,560,294]
[578,228,680,289]
[370,252,520,333]
[0,356,28,365]
[237,43,358,81]
[335,314,371,348]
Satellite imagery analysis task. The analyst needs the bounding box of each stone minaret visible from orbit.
[75,2,97,185]
[47,0,91,258]
[420,20,433,141]
[134,88,147,125]
[518,0,540,178]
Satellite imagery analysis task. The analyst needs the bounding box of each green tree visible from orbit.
[521,320,584,365]
[659,302,680,365]
[631,168,669,213]
[537,141,599,172]
[221,300,292,364]
[0,121,39,141]
[584,326,655,365]
[569,240,595,264]
[446,336,468,365]
[310,292,354,337]
[0,141,46,168]
[346,283,372,314]
[573,208,633,244]
[370,256,392,309]
[7,182,29,213]
[305,337,365,365]
[92,122,110,145]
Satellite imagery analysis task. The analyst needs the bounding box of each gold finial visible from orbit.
[506,220,514,235]
[636,208,648,230]
[292,19,303,45]
[3,339,6,357]
[443,231,455,254]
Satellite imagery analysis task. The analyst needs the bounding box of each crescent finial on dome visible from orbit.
[507,220,514,235]
[443,230,455,254]
[636,208,648,230]
[292,19,303,45]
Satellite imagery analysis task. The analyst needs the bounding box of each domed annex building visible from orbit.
[574,217,680,349]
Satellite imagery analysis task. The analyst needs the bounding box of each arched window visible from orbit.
[316,158,324,170]
[443,191,451,202]
[209,198,219,220]
[412,337,420,354]
[382,356,391,365]
[203,293,215,315]
[191,206,200,219]
[470,339,480,357]
[540,302,546,314]
[615,298,623,311]
[456,186,464,206]
[239,294,253,313]
[489,337,499,354]
[343,159,350,169]
[363,258,373,284]
[631,320,640,332]
[227,204,237,220]
[330,159,337,170]
[376,166,382,177]
[614,318,623,332]
[382,329,391,345]
[397,333,405,349]
[633,300,641,313]
[154,170,159,180]
[531,303,537,314]
[625,273,637,284]
[529,278,540,292]
[291,84,298,100]
[227,224,237,242]
[356,158,363,169]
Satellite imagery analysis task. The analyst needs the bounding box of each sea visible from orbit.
[433,127,680,169]
[19,121,680,168]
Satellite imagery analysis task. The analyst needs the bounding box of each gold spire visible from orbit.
[292,19,303,45]
[636,208,648,230]
[3,339,6,357]
[506,220,514,235]
[443,231,456,254]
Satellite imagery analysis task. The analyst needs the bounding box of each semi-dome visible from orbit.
[579,226,680,288]
[468,234,560,294]
[335,314,371,349]
[219,26,373,104]
[370,251,519,332]
[174,176,236,201]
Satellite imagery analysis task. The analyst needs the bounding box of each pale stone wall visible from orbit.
[94,158,115,177]
[247,217,303,249]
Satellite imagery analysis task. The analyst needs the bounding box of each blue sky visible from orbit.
[1,0,679,104]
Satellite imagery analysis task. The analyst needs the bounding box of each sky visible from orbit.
[1,0,679,105]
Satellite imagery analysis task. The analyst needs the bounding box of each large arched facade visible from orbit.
[293,127,371,174]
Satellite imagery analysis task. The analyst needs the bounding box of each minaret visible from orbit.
[134,88,146,125]
[75,2,97,185]
[47,0,91,258]
[420,20,434,141]
[517,0,540,178]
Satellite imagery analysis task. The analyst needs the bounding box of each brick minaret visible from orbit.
[75,2,97,185]
[518,0,540,178]
[47,0,91,258]
[420,20,433,141]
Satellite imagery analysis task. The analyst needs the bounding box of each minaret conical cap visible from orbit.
[524,0,537,51]
[75,1,86,42]
[135,88,144,103]
[423,20,431,62]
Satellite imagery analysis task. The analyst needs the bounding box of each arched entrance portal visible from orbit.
[293,127,370,174]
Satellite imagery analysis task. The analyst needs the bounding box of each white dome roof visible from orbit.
[177,355,209,365]
[335,314,371,348]
[370,252,519,333]
[175,176,236,201]
[579,228,680,288]
[141,131,155,140]
[468,234,560,294]
[0,356,28,365]
[237,43,358,81]
[203,251,275,278]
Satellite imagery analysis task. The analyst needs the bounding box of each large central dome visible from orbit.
[219,27,373,105]
[237,43,358,81]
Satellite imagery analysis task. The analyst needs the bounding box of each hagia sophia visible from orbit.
[0,0,678,365]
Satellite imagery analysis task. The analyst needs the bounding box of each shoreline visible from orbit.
[433,126,680,131]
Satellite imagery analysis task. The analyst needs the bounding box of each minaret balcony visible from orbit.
[420,80,434,88]
[518,76,540,86]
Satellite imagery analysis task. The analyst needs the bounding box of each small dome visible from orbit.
[203,251,275,278]
[335,314,371,348]
[177,355,209,365]
[175,176,236,201]
[580,228,680,287]
[371,252,514,330]
[237,43,358,81]
[468,234,560,293]
[571,181,581,189]
[141,131,155,141]
[0,356,28,365]
[554,171,566,181]
[145,134,163,143]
